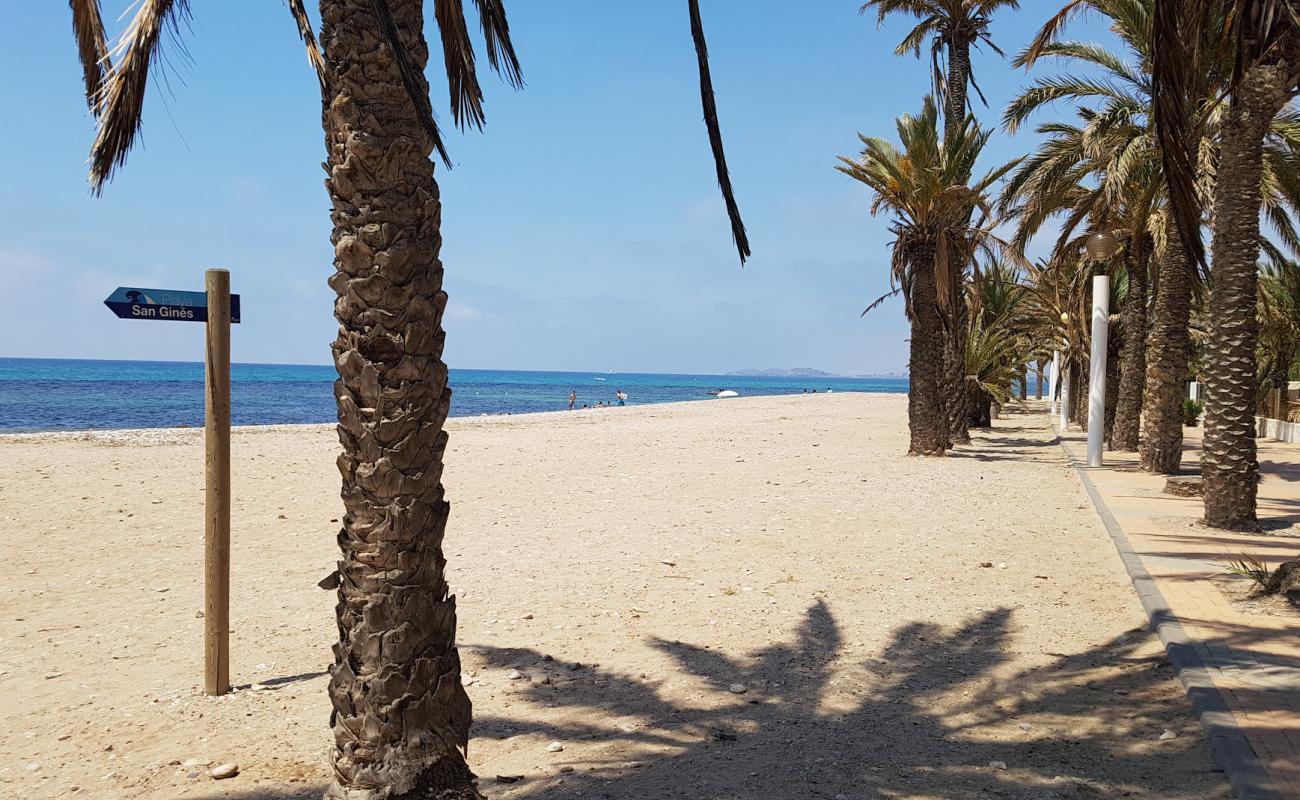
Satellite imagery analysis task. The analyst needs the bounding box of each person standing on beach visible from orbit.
[616,390,627,406]
[569,390,577,411]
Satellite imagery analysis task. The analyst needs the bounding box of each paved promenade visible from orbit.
[1057,421,1300,799]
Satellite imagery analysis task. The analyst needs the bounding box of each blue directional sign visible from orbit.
[104,287,241,324]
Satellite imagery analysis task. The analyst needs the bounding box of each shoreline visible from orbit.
[0,391,876,442]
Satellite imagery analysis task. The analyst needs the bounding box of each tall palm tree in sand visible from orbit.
[861,0,1020,445]
[1155,1,1300,529]
[65,1,749,797]
[1005,0,1163,454]
[838,97,1015,455]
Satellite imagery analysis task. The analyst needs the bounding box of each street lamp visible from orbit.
[1084,231,1117,466]
[1086,231,1120,261]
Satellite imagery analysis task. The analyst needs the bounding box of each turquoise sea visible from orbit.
[0,358,908,432]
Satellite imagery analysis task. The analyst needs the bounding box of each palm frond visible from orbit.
[1152,0,1208,274]
[433,0,486,130]
[369,0,451,167]
[89,0,192,193]
[68,0,113,116]
[286,0,327,93]
[688,0,751,264]
[471,0,524,88]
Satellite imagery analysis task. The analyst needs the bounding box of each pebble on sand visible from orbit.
[728,683,748,694]
[546,742,565,753]
[507,669,524,680]
[1159,729,1178,741]
[988,760,1008,770]
[209,763,239,780]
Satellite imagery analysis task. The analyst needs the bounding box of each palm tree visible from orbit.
[1257,255,1300,410]
[66,1,750,796]
[1155,1,1300,529]
[861,0,1021,445]
[1200,17,1300,530]
[1005,0,1162,452]
[965,260,1035,424]
[838,97,1014,455]
[862,0,1021,144]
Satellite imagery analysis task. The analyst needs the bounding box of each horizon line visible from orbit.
[0,355,908,379]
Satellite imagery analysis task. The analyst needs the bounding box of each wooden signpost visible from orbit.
[104,270,240,695]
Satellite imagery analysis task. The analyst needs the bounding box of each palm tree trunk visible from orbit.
[1104,330,1121,442]
[1073,359,1088,429]
[941,40,973,446]
[321,2,478,797]
[1140,220,1191,473]
[944,304,970,445]
[943,40,971,146]
[1202,62,1291,530]
[908,247,948,456]
[1110,239,1149,451]
[1035,361,1044,399]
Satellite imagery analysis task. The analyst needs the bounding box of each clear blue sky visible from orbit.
[0,2,1114,374]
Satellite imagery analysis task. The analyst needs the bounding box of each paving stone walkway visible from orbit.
[1056,420,1300,799]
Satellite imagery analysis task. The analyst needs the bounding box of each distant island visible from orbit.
[727,367,836,377]
[725,367,907,379]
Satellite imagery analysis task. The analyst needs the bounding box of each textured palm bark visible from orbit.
[940,39,973,446]
[1103,331,1120,442]
[1270,362,1292,417]
[1202,63,1290,531]
[944,303,970,445]
[1035,361,1044,399]
[908,248,948,456]
[320,1,478,798]
[1140,222,1191,474]
[1068,359,1086,429]
[1110,242,1149,451]
[943,40,971,146]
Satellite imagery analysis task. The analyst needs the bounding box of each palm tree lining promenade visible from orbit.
[23,0,1300,797]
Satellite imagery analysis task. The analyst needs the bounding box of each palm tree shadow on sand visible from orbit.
[219,602,1229,800]
[462,601,1227,799]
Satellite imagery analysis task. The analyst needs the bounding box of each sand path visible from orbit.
[0,393,1228,798]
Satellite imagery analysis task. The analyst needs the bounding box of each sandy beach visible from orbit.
[0,393,1228,799]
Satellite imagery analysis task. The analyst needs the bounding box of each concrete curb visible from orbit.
[1054,433,1279,800]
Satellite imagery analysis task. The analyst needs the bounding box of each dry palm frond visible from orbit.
[862,287,903,317]
[688,0,751,265]
[369,0,450,167]
[89,0,192,193]
[69,0,113,116]
[471,0,524,88]
[434,0,485,130]
[286,0,327,93]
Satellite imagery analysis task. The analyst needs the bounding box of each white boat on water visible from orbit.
[714,390,740,398]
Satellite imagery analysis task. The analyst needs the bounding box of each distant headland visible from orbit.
[725,367,906,379]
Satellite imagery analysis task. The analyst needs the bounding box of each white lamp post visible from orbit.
[1085,233,1118,466]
